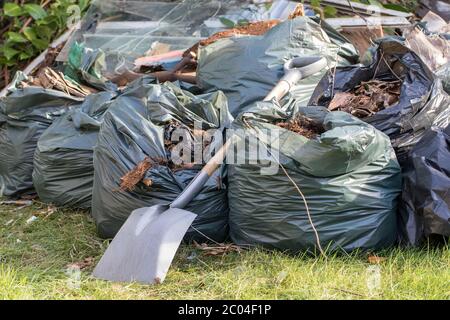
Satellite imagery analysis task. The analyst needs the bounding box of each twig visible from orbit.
[19,18,33,33]
[346,0,369,24]
[19,0,52,33]
[277,161,327,259]
[330,287,366,298]
[190,226,222,246]
[381,54,403,82]
[372,51,384,80]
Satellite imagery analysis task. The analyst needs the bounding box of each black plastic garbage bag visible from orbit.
[92,80,231,242]
[399,125,450,245]
[0,79,83,197]
[309,38,450,164]
[32,92,116,208]
[197,16,358,117]
[228,103,402,252]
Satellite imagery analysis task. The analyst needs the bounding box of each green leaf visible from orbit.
[237,19,250,26]
[311,0,321,7]
[219,17,235,28]
[3,3,24,17]
[264,2,273,11]
[33,25,54,41]
[24,4,48,20]
[7,32,28,43]
[383,3,409,13]
[31,38,49,51]
[2,46,20,60]
[23,27,37,42]
[79,0,90,12]
[323,6,338,18]
[19,52,33,60]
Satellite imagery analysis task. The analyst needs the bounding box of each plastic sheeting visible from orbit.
[0,76,83,197]
[64,42,118,92]
[399,125,450,245]
[33,92,116,208]
[309,38,450,164]
[228,103,402,252]
[63,0,302,78]
[404,12,450,95]
[197,16,358,117]
[77,0,302,54]
[91,78,231,241]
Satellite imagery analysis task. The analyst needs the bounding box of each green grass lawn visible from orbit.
[0,201,448,300]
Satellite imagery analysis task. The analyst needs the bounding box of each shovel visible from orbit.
[93,56,327,284]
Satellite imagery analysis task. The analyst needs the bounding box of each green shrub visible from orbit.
[0,0,90,88]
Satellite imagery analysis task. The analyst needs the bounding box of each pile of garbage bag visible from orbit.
[1,0,448,253]
[91,79,231,241]
[0,74,83,197]
[33,92,116,209]
[228,103,402,252]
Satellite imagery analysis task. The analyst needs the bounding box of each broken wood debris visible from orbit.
[119,157,195,192]
[328,79,402,118]
[120,157,156,192]
[23,67,97,98]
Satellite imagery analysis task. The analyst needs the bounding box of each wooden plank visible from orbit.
[325,16,411,29]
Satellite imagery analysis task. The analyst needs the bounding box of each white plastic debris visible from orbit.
[26,216,38,225]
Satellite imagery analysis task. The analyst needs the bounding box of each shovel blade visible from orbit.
[93,205,197,284]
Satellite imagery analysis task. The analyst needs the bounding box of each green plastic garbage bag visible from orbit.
[33,92,116,208]
[91,79,231,242]
[65,42,117,92]
[0,76,83,197]
[197,16,358,117]
[228,102,402,252]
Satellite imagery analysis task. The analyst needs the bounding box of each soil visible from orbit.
[328,79,402,118]
[276,114,325,139]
